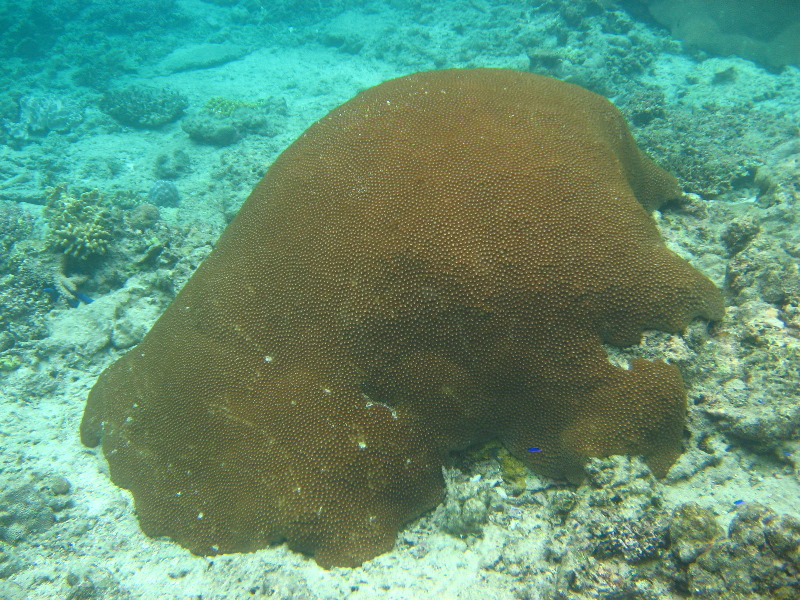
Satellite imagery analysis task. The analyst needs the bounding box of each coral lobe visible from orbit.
[81,69,724,567]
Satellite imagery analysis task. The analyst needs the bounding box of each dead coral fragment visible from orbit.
[44,184,112,260]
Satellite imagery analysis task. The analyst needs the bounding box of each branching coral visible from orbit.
[44,184,113,261]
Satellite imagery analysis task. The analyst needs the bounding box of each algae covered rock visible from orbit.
[182,96,286,146]
[676,502,800,599]
[648,0,800,69]
[155,43,249,74]
[669,502,723,565]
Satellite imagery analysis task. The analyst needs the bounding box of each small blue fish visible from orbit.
[43,286,93,308]
[74,291,94,304]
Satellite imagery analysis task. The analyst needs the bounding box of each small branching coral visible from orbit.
[44,183,113,261]
[203,96,259,117]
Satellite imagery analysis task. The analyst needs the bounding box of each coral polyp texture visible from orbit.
[81,68,725,568]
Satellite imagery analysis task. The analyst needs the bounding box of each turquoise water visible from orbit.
[1,1,799,598]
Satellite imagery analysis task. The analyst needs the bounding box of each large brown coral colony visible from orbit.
[81,69,724,568]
